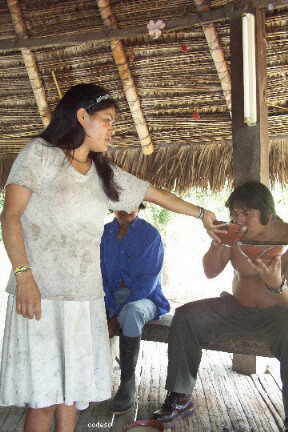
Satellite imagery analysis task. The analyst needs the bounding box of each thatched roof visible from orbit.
[1,0,288,192]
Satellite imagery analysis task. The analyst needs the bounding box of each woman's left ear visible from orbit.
[76,107,88,127]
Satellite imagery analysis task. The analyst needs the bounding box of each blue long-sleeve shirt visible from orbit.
[100,217,170,319]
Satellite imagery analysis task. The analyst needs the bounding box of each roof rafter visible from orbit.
[194,0,231,114]
[7,0,51,127]
[96,0,153,155]
[1,0,286,52]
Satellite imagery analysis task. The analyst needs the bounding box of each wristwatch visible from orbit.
[265,278,288,294]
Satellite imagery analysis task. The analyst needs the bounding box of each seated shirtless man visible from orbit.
[153,181,288,430]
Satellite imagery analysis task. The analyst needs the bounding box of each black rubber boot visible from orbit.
[110,335,141,414]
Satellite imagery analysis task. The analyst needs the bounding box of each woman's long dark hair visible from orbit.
[40,83,119,201]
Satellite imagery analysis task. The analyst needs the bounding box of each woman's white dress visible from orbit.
[0,138,149,409]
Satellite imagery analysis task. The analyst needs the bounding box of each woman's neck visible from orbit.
[71,146,90,163]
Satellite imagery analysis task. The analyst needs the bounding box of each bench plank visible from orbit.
[142,314,273,358]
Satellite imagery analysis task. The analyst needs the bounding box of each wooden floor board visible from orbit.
[76,401,113,432]
[0,407,12,427]
[0,343,286,432]
[111,402,138,432]
[214,352,284,432]
[253,374,284,429]
[0,407,26,432]
[199,351,238,431]
[137,341,168,421]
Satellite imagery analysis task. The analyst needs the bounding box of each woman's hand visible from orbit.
[202,210,217,230]
[202,210,225,243]
[144,186,226,242]
[246,255,283,290]
[16,272,41,320]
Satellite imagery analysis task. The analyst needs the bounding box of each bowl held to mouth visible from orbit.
[214,221,246,246]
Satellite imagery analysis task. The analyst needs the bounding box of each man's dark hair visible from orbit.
[225,181,276,225]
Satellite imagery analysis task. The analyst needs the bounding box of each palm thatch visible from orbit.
[1,0,288,191]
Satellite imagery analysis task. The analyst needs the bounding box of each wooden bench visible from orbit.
[142,314,273,374]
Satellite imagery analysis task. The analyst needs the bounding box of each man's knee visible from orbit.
[173,300,213,331]
[117,302,148,337]
[121,301,142,316]
[119,302,145,326]
[174,301,204,322]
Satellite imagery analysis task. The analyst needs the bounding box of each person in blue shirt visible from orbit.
[100,203,170,413]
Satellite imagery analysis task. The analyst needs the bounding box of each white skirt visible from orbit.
[0,295,112,410]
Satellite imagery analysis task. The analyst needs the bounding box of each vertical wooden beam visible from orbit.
[96,0,153,155]
[230,7,269,374]
[231,8,269,187]
[7,0,51,127]
[255,7,270,186]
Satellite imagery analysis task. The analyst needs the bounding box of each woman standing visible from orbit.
[0,83,218,432]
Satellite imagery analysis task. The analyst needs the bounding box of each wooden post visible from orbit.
[7,0,51,127]
[231,8,269,186]
[230,7,269,374]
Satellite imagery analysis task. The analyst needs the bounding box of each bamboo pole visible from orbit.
[7,0,51,127]
[194,0,232,114]
[51,71,63,99]
[96,0,153,155]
